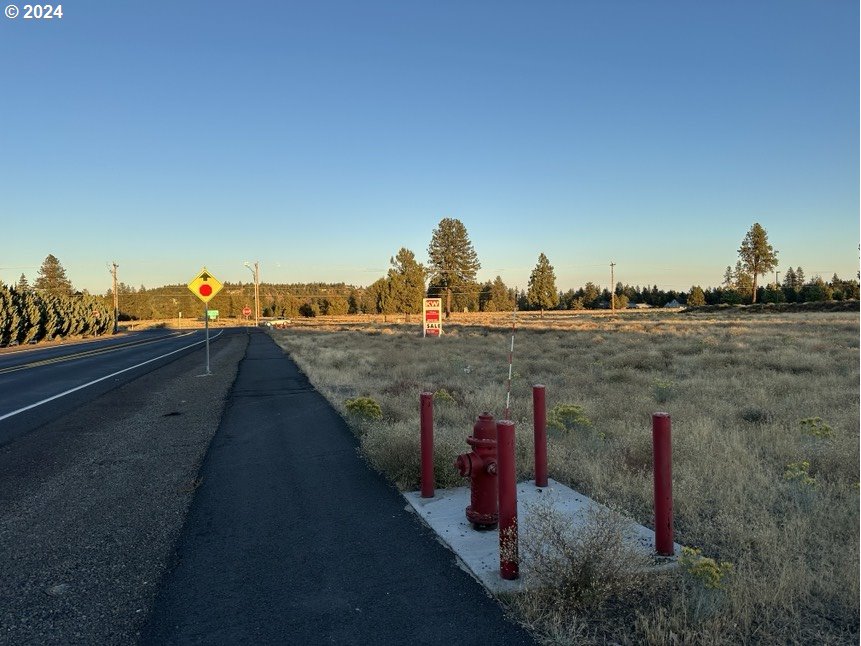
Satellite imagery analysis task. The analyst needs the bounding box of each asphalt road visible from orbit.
[141,331,534,645]
[0,328,248,644]
[0,328,225,446]
[1,328,534,644]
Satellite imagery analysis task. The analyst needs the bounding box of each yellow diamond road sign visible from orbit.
[188,268,223,304]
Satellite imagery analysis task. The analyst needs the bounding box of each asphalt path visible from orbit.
[141,330,534,645]
[0,328,225,446]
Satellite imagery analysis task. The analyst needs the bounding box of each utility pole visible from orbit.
[775,271,780,287]
[610,261,616,312]
[244,261,260,326]
[109,262,119,334]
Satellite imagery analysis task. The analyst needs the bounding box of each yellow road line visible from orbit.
[0,332,196,376]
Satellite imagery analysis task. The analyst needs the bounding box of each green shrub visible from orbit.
[434,388,457,404]
[783,460,816,487]
[652,378,675,404]
[799,417,833,438]
[547,404,592,433]
[679,547,733,590]
[344,396,383,421]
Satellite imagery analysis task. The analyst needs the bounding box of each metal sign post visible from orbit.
[204,304,210,374]
[188,267,223,376]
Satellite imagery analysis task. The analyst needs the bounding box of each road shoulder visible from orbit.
[0,331,248,645]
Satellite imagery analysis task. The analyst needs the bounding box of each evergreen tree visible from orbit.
[387,248,426,316]
[489,276,514,311]
[427,218,480,318]
[687,286,706,307]
[526,253,559,315]
[16,274,29,292]
[794,266,805,287]
[738,223,778,304]
[733,261,754,301]
[34,254,73,296]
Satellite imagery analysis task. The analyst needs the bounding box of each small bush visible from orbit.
[547,404,592,433]
[679,547,733,590]
[520,501,650,611]
[434,388,457,404]
[344,396,383,421]
[652,378,675,404]
[740,406,774,425]
[783,460,816,487]
[799,417,833,439]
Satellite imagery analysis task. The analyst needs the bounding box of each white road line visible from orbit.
[0,331,224,422]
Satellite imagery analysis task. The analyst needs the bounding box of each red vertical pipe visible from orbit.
[652,412,674,555]
[497,420,519,580]
[420,392,434,498]
[532,385,548,487]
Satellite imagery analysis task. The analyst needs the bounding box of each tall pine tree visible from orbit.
[34,254,74,297]
[387,248,426,316]
[427,218,480,318]
[738,223,778,304]
[526,253,559,316]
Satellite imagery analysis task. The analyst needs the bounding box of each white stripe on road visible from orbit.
[0,331,224,422]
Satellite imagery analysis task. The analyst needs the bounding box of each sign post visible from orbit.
[423,298,442,337]
[187,267,224,374]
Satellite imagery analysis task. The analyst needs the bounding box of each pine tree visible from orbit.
[16,274,29,292]
[387,248,426,316]
[738,223,778,304]
[733,261,754,301]
[794,266,805,288]
[427,218,480,318]
[489,276,514,311]
[687,285,706,307]
[34,254,74,296]
[526,253,559,316]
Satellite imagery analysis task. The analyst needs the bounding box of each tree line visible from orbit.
[11,222,859,329]
[1,255,112,345]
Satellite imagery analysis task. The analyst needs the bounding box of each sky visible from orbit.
[1,1,858,295]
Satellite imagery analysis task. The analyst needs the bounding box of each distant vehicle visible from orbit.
[262,319,290,329]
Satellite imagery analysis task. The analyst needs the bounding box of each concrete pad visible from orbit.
[404,478,681,595]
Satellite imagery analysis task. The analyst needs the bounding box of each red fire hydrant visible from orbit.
[454,413,499,529]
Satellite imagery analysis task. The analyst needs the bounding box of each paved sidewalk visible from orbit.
[141,330,534,645]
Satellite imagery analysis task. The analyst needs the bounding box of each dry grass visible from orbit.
[270,310,859,644]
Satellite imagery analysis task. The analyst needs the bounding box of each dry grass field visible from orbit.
[270,310,859,645]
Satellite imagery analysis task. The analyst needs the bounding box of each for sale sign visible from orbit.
[423,298,442,337]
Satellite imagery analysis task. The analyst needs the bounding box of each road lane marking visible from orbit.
[0,331,224,422]
[0,332,196,376]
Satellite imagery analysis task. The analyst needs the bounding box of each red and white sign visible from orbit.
[242,306,252,317]
[423,298,442,337]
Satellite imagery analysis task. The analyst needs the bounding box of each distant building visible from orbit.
[663,299,682,308]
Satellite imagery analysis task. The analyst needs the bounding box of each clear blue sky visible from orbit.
[2,1,858,294]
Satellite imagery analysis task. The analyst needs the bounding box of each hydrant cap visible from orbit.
[474,412,497,440]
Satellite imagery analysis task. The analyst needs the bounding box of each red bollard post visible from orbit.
[420,392,434,498]
[497,420,519,580]
[652,412,674,556]
[533,385,548,487]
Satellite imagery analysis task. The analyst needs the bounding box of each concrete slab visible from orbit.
[404,478,681,595]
